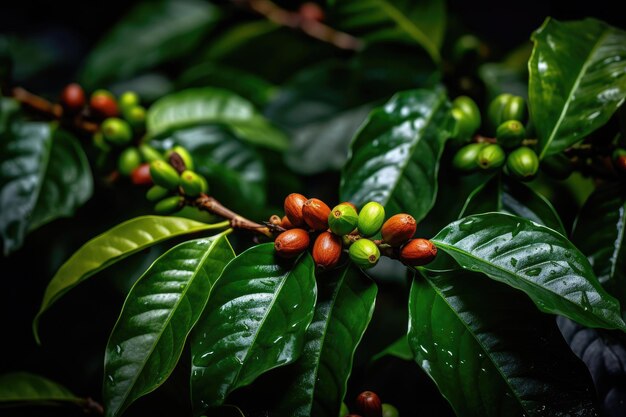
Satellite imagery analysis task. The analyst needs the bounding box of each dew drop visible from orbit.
[115,345,122,355]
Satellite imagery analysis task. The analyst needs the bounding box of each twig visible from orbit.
[193,194,274,238]
[233,0,364,51]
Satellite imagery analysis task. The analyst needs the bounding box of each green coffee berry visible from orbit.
[167,146,194,170]
[382,403,400,417]
[149,160,180,190]
[477,144,505,170]
[357,202,385,237]
[506,147,539,181]
[118,147,142,176]
[349,238,380,269]
[496,120,526,148]
[541,153,573,180]
[452,96,481,132]
[180,170,207,197]
[92,131,110,152]
[328,203,359,236]
[119,91,139,110]
[452,143,487,172]
[139,144,164,163]
[339,402,349,417]
[123,105,146,129]
[101,117,133,146]
[146,185,170,202]
[488,94,527,130]
[154,196,183,215]
[451,108,476,142]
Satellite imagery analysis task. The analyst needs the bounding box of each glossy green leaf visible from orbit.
[573,183,626,307]
[432,213,626,331]
[459,176,565,234]
[274,265,377,417]
[151,126,266,217]
[340,88,454,221]
[331,0,445,63]
[370,335,413,363]
[529,18,626,158]
[191,244,317,413]
[409,269,598,416]
[34,216,229,343]
[0,372,79,404]
[147,87,288,150]
[104,234,234,417]
[0,122,92,255]
[80,0,220,88]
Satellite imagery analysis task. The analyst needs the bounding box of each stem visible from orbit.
[234,0,364,51]
[193,194,274,238]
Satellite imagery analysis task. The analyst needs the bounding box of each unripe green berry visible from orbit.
[382,403,399,417]
[154,196,183,214]
[349,238,380,269]
[451,108,476,142]
[180,170,208,197]
[328,203,358,236]
[496,120,526,149]
[488,94,527,131]
[139,144,164,163]
[339,402,349,417]
[146,185,170,202]
[118,147,142,176]
[477,144,505,170]
[506,147,539,181]
[101,117,133,146]
[119,91,140,111]
[123,105,146,130]
[452,96,481,131]
[541,153,573,180]
[452,143,487,172]
[149,160,180,190]
[167,146,194,170]
[357,202,385,237]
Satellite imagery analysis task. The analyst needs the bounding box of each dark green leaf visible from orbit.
[331,0,446,63]
[409,269,598,416]
[370,335,413,363]
[151,126,266,217]
[191,244,317,413]
[432,213,626,330]
[459,176,565,234]
[274,265,377,417]
[34,216,230,343]
[529,18,626,158]
[80,0,220,88]
[0,372,79,404]
[147,87,288,150]
[104,234,234,417]
[340,88,454,221]
[573,183,626,307]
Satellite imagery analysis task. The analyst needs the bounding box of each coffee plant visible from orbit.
[2,1,626,416]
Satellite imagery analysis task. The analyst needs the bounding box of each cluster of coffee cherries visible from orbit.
[144,147,209,214]
[272,194,437,271]
[341,390,399,417]
[451,93,545,181]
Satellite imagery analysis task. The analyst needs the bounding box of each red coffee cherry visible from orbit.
[312,231,342,270]
[274,228,310,258]
[284,193,308,227]
[130,163,152,186]
[381,214,416,246]
[60,83,85,113]
[302,198,331,231]
[355,391,382,417]
[400,238,437,266]
[90,91,118,119]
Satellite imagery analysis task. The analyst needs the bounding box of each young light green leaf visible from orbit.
[0,372,79,404]
[191,244,317,413]
[340,88,454,222]
[432,213,626,331]
[147,87,288,150]
[104,234,235,417]
[273,265,377,417]
[34,216,229,343]
[529,18,626,158]
[573,183,626,307]
[409,269,598,416]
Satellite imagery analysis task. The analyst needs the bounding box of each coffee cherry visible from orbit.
[284,193,308,227]
[452,143,486,172]
[312,231,343,270]
[118,147,142,176]
[340,201,358,211]
[357,202,385,237]
[90,90,118,118]
[400,238,437,266]
[167,146,194,170]
[451,96,481,141]
[541,153,573,180]
[302,198,331,231]
[506,147,539,181]
[119,91,139,111]
[382,403,399,417]
[274,228,310,258]
[180,170,207,197]
[488,93,526,130]
[131,163,152,185]
[60,83,85,113]
[329,203,359,236]
[355,391,382,417]
[349,239,380,269]
[154,196,183,215]
[149,160,180,190]
[496,120,526,149]
[146,185,170,202]
[340,402,350,417]
[381,214,416,246]
[123,105,146,130]
[477,144,505,170]
[281,216,294,229]
[139,144,164,163]
[101,118,133,146]
[613,149,626,173]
